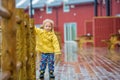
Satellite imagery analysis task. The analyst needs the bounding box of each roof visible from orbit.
[16,0,94,9]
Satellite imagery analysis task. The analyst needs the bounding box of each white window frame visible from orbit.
[46,6,52,14]
[64,22,77,41]
[63,3,70,12]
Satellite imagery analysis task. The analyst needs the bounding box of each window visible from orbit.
[46,7,52,14]
[63,3,70,12]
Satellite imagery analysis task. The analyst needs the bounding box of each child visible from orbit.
[35,19,61,79]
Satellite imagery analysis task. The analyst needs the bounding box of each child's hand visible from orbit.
[55,54,61,65]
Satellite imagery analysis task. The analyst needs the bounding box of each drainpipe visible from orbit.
[30,0,33,18]
[105,0,110,16]
[94,0,98,16]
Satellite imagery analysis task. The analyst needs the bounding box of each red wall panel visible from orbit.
[33,0,120,45]
[34,3,94,43]
[111,0,120,16]
[97,3,106,16]
[93,17,120,47]
[114,18,120,33]
[97,0,120,16]
[85,21,93,35]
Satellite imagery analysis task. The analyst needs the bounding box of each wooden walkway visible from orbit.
[0,47,120,80]
[36,47,120,80]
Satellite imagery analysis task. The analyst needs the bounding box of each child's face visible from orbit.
[44,22,52,32]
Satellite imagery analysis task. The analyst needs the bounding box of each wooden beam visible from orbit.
[16,9,28,80]
[15,9,24,24]
[1,0,16,80]
[27,18,36,80]
[0,6,11,18]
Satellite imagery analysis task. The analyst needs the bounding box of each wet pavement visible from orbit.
[36,47,120,80]
[0,47,120,80]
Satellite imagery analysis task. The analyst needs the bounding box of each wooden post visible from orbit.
[27,18,36,80]
[15,9,28,80]
[24,13,30,80]
[0,24,1,70]
[1,0,16,80]
[0,7,11,18]
[16,10,36,80]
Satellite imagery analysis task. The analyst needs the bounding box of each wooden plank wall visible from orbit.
[93,17,120,47]
[85,20,93,35]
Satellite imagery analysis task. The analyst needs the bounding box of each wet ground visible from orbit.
[0,47,120,80]
[36,47,120,80]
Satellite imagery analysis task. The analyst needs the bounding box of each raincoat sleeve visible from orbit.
[34,27,43,35]
[34,27,43,53]
[52,34,61,54]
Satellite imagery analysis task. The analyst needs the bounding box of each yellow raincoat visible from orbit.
[35,27,61,54]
